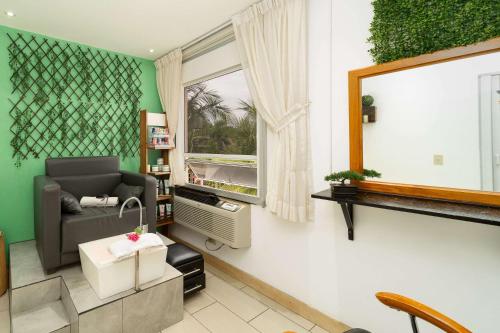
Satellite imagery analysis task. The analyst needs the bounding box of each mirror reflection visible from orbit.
[362,51,500,191]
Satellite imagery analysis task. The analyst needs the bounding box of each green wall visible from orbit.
[0,25,162,248]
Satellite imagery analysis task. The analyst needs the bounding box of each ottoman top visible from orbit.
[167,243,203,267]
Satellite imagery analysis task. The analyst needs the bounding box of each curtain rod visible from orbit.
[181,20,232,51]
[156,20,232,61]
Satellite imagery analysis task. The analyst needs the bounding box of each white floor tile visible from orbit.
[194,303,259,333]
[205,263,245,289]
[183,291,215,314]
[162,311,210,333]
[204,269,214,278]
[0,310,11,333]
[204,276,267,321]
[0,293,8,312]
[311,325,330,333]
[242,286,315,330]
[250,309,309,333]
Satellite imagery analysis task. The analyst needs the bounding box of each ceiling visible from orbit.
[0,0,256,59]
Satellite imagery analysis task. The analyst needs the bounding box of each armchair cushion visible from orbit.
[112,183,144,208]
[60,190,82,214]
[53,173,122,200]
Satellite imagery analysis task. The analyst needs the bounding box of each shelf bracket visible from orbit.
[339,202,354,241]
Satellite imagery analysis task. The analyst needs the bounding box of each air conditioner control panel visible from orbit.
[219,201,240,212]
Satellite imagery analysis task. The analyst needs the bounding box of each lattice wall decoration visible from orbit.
[7,33,143,167]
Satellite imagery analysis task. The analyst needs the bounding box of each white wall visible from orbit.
[331,1,500,332]
[175,0,340,313]
[363,53,500,190]
[172,1,500,332]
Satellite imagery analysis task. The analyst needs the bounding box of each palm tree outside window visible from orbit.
[184,68,264,201]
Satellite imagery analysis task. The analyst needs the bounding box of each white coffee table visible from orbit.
[79,233,168,299]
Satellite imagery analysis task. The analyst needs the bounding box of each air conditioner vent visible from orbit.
[174,195,251,248]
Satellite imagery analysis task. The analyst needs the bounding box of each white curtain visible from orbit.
[155,49,184,185]
[232,0,313,222]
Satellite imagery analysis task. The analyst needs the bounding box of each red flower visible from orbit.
[127,233,140,242]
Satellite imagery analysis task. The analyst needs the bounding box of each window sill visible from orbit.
[183,183,263,206]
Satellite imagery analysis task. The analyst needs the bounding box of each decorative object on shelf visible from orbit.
[166,203,172,217]
[362,95,374,107]
[368,0,499,64]
[362,95,376,123]
[149,126,170,148]
[7,32,143,167]
[325,169,381,196]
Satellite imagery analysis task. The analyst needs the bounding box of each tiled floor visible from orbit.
[164,263,330,333]
[0,290,9,333]
[0,263,330,333]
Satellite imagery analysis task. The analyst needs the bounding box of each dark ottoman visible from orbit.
[166,243,206,297]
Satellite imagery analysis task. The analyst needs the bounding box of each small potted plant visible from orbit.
[361,95,376,123]
[362,95,374,107]
[324,169,381,196]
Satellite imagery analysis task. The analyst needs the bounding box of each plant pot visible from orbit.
[362,106,376,123]
[330,183,358,197]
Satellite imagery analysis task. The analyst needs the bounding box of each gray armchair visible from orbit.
[34,156,156,273]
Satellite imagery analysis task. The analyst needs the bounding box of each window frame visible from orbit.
[183,65,267,205]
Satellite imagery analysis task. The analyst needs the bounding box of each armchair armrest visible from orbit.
[120,170,157,231]
[34,176,61,272]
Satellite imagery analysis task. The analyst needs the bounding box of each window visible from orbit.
[184,68,265,203]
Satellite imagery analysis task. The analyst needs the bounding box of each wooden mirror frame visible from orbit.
[349,37,500,206]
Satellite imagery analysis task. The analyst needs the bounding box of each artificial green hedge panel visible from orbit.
[368,0,500,64]
[7,33,143,167]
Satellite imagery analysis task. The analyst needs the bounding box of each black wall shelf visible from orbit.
[312,190,500,241]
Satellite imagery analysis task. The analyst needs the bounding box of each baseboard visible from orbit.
[169,235,350,333]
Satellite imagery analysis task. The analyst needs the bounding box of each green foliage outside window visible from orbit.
[368,0,500,64]
[203,180,257,196]
[186,82,257,155]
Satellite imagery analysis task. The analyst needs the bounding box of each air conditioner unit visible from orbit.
[173,195,251,248]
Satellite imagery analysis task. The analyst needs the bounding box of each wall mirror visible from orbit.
[349,37,500,206]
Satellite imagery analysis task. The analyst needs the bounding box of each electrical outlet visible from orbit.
[433,154,444,166]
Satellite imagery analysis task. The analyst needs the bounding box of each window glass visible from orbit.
[184,69,259,197]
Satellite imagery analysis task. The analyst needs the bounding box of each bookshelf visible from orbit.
[139,110,175,233]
